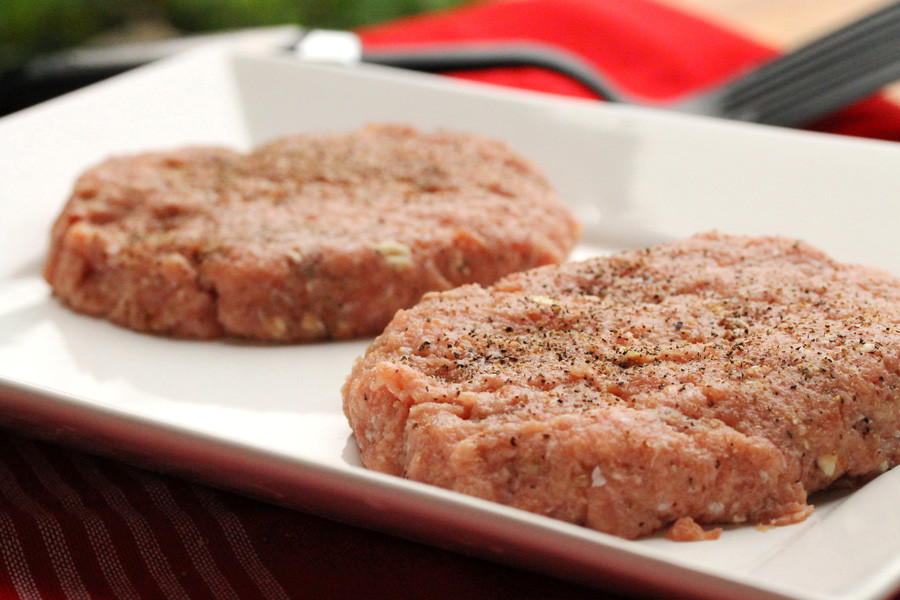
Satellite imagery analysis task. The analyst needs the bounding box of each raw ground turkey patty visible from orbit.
[43,124,579,342]
[343,232,900,539]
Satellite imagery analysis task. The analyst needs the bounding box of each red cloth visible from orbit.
[3,2,900,600]
[359,0,900,141]
[0,433,606,599]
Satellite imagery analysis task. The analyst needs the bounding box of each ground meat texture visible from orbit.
[43,124,579,342]
[342,232,900,539]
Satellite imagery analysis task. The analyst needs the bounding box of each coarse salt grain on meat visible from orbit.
[43,124,579,342]
[343,232,900,540]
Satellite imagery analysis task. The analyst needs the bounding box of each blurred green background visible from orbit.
[0,0,467,73]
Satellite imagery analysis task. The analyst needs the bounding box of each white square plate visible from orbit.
[3,44,900,600]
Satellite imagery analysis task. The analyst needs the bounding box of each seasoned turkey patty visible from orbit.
[343,232,900,539]
[44,124,579,341]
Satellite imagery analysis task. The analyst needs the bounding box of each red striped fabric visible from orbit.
[3,1,900,598]
[0,433,610,599]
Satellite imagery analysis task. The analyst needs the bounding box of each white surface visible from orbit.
[2,47,900,600]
